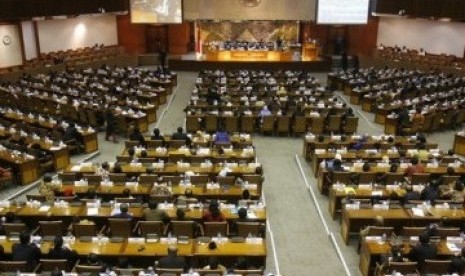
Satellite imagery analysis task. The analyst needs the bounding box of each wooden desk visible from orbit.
[453,133,465,156]
[342,207,465,245]
[0,151,40,185]
[360,239,461,276]
[204,50,293,62]
[82,131,99,153]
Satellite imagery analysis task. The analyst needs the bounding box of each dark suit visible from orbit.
[158,254,188,272]
[48,246,78,268]
[12,243,41,271]
[172,132,191,145]
[408,243,437,270]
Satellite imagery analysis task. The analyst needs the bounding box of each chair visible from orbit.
[205,115,218,133]
[190,175,209,185]
[240,115,255,133]
[146,140,163,149]
[358,172,377,184]
[236,222,263,237]
[0,261,28,272]
[385,261,418,275]
[72,222,97,238]
[411,173,430,185]
[115,197,137,204]
[38,221,63,236]
[170,221,196,238]
[327,115,342,133]
[343,117,359,134]
[197,269,224,276]
[3,223,27,236]
[26,194,46,202]
[155,268,183,276]
[203,221,228,237]
[331,172,352,185]
[139,174,158,185]
[74,264,104,274]
[216,176,236,186]
[292,116,307,136]
[170,140,187,149]
[186,115,201,133]
[114,268,145,276]
[58,172,78,182]
[276,115,291,136]
[441,175,459,185]
[310,117,325,134]
[261,115,275,134]
[384,172,404,185]
[224,116,239,133]
[436,227,460,238]
[108,218,132,238]
[40,259,68,272]
[125,141,139,148]
[83,174,103,185]
[423,259,452,275]
[109,173,127,183]
[401,226,426,237]
[136,221,166,237]
[233,269,264,276]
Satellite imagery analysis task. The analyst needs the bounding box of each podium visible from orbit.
[302,42,321,61]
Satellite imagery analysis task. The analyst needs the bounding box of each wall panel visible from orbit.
[0,24,23,68]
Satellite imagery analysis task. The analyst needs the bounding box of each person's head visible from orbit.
[237,207,247,220]
[461,247,465,257]
[19,231,31,244]
[362,162,370,172]
[127,148,135,157]
[242,189,250,200]
[176,208,185,220]
[411,157,419,165]
[117,257,129,268]
[5,211,15,223]
[167,245,178,256]
[88,253,99,265]
[140,150,148,158]
[333,159,342,169]
[184,188,193,198]
[177,127,183,133]
[448,149,455,156]
[113,163,122,173]
[54,236,64,249]
[122,188,131,198]
[208,257,219,270]
[101,162,109,170]
[387,136,395,144]
[447,167,455,176]
[235,257,248,270]
[208,200,219,212]
[68,122,75,128]
[148,200,158,210]
[43,174,53,183]
[31,143,41,150]
[132,127,140,134]
[120,203,129,214]
[455,181,464,192]
[389,163,398,173]
[153,128,160,137]
[419,232,430,244]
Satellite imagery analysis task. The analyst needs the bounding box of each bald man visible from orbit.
[157,246,188,272]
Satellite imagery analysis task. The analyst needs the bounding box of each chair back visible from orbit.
[3,223,27,236]
[236,222,263,238]
[401,226,426,237]
[75,264,103,273]
[240,115,255,133]
[386,261,418,275]
[108,218,132,238]
[109,173,127,183]
[224,116,239,133]
[366,226,394,237]
[441,175,460,185]
[358,172,377,184]
[332,172,351,185]
[73,222,96,237]
[411,173,430,185]
[125,141,139,148]
[292,116,307,135]
[171,221,195,238]
[197,269,223,276]
[83,174,102,185]
[384,172,405,185]
[138,221,165,237]
[436,227,460,238]
[146,140,163,149]
[261,116,275,133]
[40,259,68,272]
[190,175,209,185]
[203,221,228,237]
[0,261,28,272]
[139,174,158,185]
[170,140,186,149]
[423,259,452,275]
[276,115,290,134]
[327,115,342,133]
[26,194,46,202]
[156,268,183,276]
[344,117,359,134]
[216,176,236,186]
[186,115,201,133]
[114,268,144,276]
[205,115,218,132]
[39,220,63,236]
[58,172,78,182]
[233,269,264,276]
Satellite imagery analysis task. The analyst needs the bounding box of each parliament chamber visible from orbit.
[1,0,465,275]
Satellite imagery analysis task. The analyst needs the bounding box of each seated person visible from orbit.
[157,246,188,272]
[143,200,170,223]
[203,256,227,274]
[47,236,78,268]
[404,157,425,178]
[151,128,165,145]
[172,127,191,146]
[202,200,225,222]
[408,232,437,272]
[450,247,465,275]
[420,178,441,204]
[39,174,60,202]
[63,122,82,143]
[128,127,145,146]
[214,128,230,144]
[176,189,199,205]
[85,253,106,271]
[12,232,41,271]
[440,180,465,203]
[0,166,12,180]
[113,203,133,218]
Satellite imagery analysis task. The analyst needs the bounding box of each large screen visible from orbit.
[317,0,369,24]
[130,0,182,24]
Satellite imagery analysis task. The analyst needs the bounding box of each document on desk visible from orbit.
[38,206,51,212]
[447,242,461,252]
[87,207,99,216]
[70,165,81,172]
[411,207,425,217]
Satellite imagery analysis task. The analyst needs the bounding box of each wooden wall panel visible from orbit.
[168,23,190,55]
[348,17,379,56]
[146,25,168,54]
[116,15,146,54]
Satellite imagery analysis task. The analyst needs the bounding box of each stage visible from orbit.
[168,52,332,72]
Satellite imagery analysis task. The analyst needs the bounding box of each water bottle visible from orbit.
[381,233,387,243]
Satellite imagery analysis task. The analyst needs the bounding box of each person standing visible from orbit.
[105,107,118,143]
